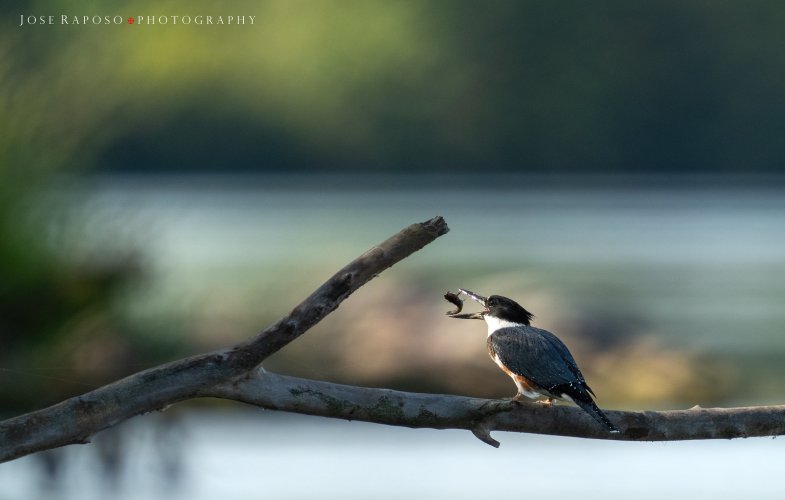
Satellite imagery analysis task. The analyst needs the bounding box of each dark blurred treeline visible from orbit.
[3,1,785,177]
[76,1,785,173]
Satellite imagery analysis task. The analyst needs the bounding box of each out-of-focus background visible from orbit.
[2,1,785,498]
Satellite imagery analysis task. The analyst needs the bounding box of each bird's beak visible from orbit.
[448,311,485,320]
[458,288,487,306]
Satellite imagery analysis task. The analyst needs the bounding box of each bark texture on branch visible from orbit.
[208,372,785,447]
[0,217,448,463]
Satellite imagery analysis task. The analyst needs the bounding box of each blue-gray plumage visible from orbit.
[449,290,618,433]
[488,326,590,397]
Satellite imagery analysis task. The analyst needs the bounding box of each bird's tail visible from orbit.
[574,398,619,434]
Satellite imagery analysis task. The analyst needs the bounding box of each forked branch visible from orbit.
[2,215,784,463]
[0,216,448,463]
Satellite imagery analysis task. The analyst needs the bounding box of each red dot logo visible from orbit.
[127,17,134,24]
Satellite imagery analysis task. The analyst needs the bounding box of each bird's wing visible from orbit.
[528,326,594,396]
[489,326,586,393]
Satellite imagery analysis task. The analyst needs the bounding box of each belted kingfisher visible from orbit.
[447,289,619,433]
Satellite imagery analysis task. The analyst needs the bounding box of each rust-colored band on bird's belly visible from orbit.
[512,374,538,394]
[494,357,538,392]
[489,349,544,399]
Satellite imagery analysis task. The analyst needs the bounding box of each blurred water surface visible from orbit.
[1,410,783,500]
[66,175,785,357]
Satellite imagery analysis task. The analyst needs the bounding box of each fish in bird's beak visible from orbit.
[444,288,487,320]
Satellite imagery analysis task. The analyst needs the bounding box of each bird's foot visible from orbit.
[536,398,555,407]
[505,394,528,405]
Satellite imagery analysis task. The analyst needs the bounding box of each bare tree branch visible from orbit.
[0,216,449,463]
[3,214,785,463]
[207,372,785,447]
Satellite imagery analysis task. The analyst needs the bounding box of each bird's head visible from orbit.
[449,289,534,326]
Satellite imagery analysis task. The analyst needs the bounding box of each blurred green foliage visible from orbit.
[0,199,131,409]
[3,1,785,175]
